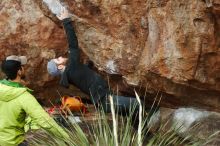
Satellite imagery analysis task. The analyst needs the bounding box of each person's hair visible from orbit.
[1,60,22,80]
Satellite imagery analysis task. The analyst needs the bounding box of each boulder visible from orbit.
[0,0,220,111]
[148,108,220,145]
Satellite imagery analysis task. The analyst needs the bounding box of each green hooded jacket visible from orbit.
[0,79,69,146]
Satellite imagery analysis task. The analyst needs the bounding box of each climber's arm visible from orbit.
[57,7,80,64]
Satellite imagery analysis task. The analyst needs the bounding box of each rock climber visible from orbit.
[47,8,139,115]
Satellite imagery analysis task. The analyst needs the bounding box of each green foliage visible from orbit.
[26,94,218,146]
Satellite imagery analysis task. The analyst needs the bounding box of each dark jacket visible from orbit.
[60,18,109,104]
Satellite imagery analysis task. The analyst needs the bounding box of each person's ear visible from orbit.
[20,66,24,71]
[57,65,64,70]
[17,69,22,76]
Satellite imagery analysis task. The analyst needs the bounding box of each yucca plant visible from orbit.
[26,92,218,146]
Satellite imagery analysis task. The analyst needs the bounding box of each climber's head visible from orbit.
[47,56,68,76]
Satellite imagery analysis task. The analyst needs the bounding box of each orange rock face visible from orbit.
[0,0,220,111]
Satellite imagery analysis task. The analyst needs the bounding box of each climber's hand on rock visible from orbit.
[56,7,70,20]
